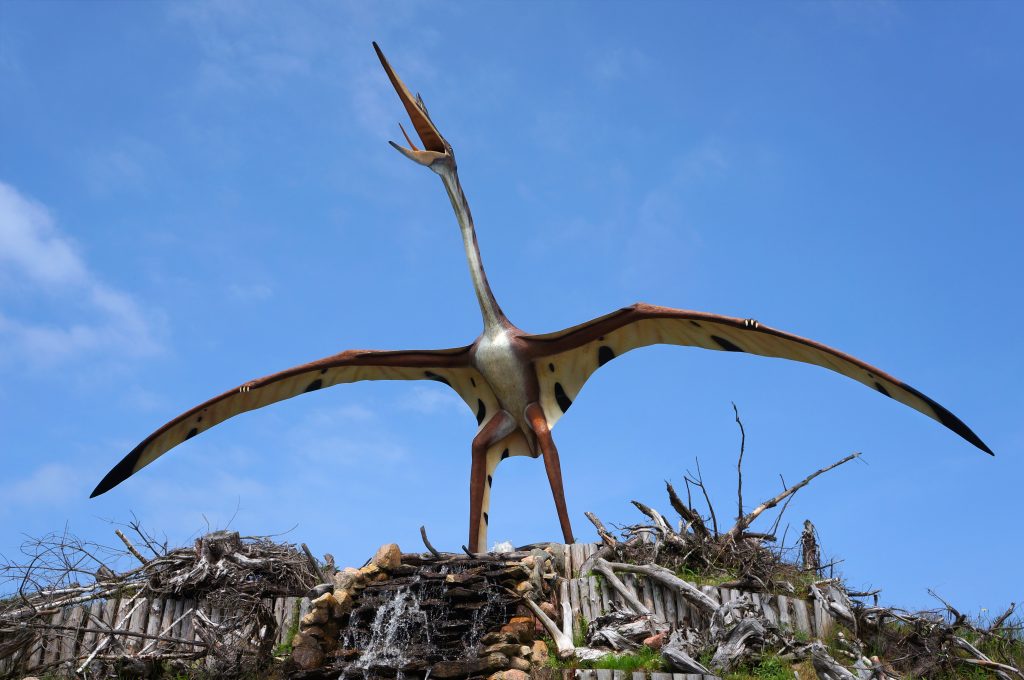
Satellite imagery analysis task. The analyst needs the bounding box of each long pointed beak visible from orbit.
[373,42,450,166]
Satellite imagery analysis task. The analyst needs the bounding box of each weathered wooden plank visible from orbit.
[80,598,105,654]
[569,572,581,622]
[42,607,66,664]
[598,572,613,615]
[776,595,791,629]
[631,672,646,680]
[814,598,834,639]
[170,598,187,641]
[792,598,811,636]
[145,598,165,643]
[651,673,673,680]
[60,605,86,660]
[701,585,721,606]
[577,670,595,680]
[179,598,196,645]
[675,590,690,627]
[26,630,45,670]
[595,670,613,680]
[611,671,625,680]
[639,575,655,613]
[587,575,602,618]
[273,597,286,644]
[128,597,150,652]
[156,598,177,651]
[760,594,777,626]
[662,582,678,626]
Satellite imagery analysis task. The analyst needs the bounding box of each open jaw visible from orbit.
[372,42,451,165]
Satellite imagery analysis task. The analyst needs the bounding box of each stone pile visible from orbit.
[289,543,566,679]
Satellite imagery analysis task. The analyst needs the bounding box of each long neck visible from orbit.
[438,166,508,331]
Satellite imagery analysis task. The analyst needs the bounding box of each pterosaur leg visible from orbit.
[469,410,517,553]
[525,402,575,544]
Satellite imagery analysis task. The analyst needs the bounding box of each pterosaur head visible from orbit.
[373,42,453,172]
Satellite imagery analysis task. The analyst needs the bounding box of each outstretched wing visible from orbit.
[92,345,488,497]
[522,302,992,454]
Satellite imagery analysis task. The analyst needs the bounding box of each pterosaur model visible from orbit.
[92,44,992,552]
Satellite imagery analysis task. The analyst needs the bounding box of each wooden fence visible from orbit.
[0,593,311,677]
[562,543,833,640]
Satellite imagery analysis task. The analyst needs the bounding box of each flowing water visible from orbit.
[339,561,518,679]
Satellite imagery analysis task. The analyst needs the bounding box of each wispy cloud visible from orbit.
[0,181,163,366]
[587,47,649,84]
[0,464,86,514]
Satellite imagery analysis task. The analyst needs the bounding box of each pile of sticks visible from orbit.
[0,523,319,678]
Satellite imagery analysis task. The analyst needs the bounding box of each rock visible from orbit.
[371,543,402,570]
[519,645,531,657]
[481,631,519,645]
[488,670,531,680]
[291,631,316,649]
[520,555,536,569]
[483,642,522,657]
[358,562,382,581]
[643,631,666,649]
[304,625,326,639]
[332,567,364,591]
[301,607,328,626]
[305,582,334,599]
[514,580,533,595]
[311,592,336,609]
[291,643,324,670]
[331,589,353,618]
[539,601,558,619]
[531,639,549,664]
[431,653,509,678]
[508,656,532,672]
[500,616,535,643]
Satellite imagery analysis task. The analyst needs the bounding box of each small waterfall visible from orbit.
[337,559,520,678]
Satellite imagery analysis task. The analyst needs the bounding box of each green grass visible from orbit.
[722,655,796,680]
[546,643,664,672]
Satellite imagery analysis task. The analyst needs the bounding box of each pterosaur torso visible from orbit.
[93,44,992,552]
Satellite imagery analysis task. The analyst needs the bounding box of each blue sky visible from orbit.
[1,1,1021,614]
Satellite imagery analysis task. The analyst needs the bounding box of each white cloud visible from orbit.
[227,282,273,302]
[0,464,86,513]
[0,181,163,365]
[399,384,466,415]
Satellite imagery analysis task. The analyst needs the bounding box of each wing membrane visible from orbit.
[524,303,991,454]
[92,346,480,496]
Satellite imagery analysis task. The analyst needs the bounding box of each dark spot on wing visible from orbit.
[501,449,510,460]
[487,474,492,487]
[476,399,487,425]
[483,512,488,524]
[711,335,744,352]
[304,379,323,393]
[598,345,615,367]
[874,381,890,398]
[548,363,555,373]
[690,320,701,327]
[554,383,572,413]
[424,371,450,386]
[197,416,203,423]
[185,428,198,440]
[320,368,328,375]
[598,336,605,341]
[470,377,476,387]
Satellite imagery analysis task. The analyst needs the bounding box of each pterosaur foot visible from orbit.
[525,402,575,544]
